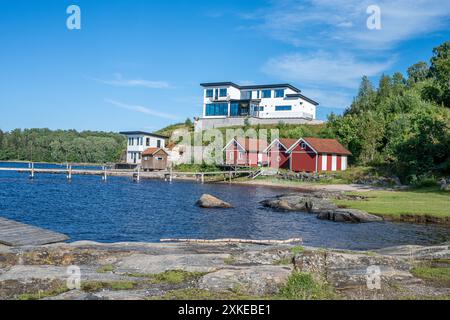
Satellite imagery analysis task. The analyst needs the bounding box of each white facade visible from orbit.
[200,82,318,121]
[120,131,167,165]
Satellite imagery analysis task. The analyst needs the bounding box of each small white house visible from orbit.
[120,131,168,165]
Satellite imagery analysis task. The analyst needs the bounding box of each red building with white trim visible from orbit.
[264,138,297,170]
[286,137,352,173]
[224,138,268,167]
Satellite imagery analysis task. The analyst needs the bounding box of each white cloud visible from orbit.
[93,73,171,89]
[243,0,450,49]
[105,99,180,120]
[263,51,394,88]
[301,87,353,110]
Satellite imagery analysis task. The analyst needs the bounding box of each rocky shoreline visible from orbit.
[0,241,448,300]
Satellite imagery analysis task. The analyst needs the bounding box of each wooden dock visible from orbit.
[0,166,256,183]
[0,217,69,246]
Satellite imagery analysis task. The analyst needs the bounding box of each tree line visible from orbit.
[325,41,450,183]
[0,128,126,164]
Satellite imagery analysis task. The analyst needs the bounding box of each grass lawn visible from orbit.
[335,187,450,219]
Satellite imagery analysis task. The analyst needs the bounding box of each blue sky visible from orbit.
[1,0,449,132]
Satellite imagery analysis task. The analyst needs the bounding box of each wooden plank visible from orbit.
[0,217,69,246]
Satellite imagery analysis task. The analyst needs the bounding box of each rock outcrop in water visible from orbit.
[196,194,233,209]
[261,192,383,223]
[0,241,448,300]
[317,209,383,223]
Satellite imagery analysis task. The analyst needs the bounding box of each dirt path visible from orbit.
[229,180,397,193]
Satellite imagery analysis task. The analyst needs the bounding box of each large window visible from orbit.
[275,89,284,98]
[261,90,271,98]
[275,105,292,111]
[230,103,239,116]
[219,88,228,97]
[205,89,213,98]
[205,103,229,116]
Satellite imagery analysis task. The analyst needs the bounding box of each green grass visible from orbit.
[334,187,450,219]
[16,286,69,300]
[411,265,450,286]
[224,255,236,265]
[277,272,338,300]
[125,270,207,284]
[96,264,115,273]
[154,288,268,300]
[81,280,137,292]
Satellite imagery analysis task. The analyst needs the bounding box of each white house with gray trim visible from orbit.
[195,82,322,131]
[120,131,168,165]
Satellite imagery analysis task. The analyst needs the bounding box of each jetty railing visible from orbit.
[0,164,256,184]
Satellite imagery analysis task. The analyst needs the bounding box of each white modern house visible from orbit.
[195,82,321,131]
[120,131,168,165]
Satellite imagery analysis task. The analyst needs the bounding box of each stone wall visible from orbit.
[194,117,324,132]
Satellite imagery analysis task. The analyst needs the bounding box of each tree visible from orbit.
[346,76,376,115]
[407,61,429,84]
[429,41,450,106]
[184,117,193,127]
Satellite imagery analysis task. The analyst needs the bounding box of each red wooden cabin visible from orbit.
[224,138,268,167]
[264,138,297,170]
[286,137,352,173]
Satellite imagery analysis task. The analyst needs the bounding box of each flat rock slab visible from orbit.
[117,253,230,274]
[199,265,293,296]
[0,217,69,246]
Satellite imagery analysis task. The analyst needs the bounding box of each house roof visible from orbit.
[233,138,268,152]
[285,93,319,106]
[119,131,168,139]
[302,137,352,155]
[264,138,298,152]
[142,148,168,156]
[278,138,299,150]
[200,82,302,93]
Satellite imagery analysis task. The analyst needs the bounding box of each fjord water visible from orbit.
[0,162,448,250]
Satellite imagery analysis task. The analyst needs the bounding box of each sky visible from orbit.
[0,0,449,132]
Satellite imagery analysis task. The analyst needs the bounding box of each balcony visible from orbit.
[209,94,230,102]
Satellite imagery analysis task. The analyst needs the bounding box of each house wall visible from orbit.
[318,154,348,172]
[225,141,247,166]
[125,134,166,164]
[142,150,168,171]
[267,144,290,169]
[289,143,317,172]
[201,85,316,120]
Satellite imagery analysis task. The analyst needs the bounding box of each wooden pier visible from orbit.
[0,166,256,183]
[0,217,69,246]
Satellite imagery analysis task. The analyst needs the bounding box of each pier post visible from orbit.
[229,171,232,183]
[30,162,35,179]
[169,168,173,182]
[201,173,204,184]
[67,165,72,180]
[102,166,107,181]
[136,167,140,182]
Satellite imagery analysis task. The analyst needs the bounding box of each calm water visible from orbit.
[0,162,448,250]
